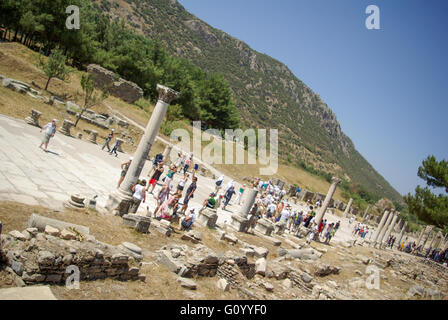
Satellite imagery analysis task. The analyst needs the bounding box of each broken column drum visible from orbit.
[230,188,258,232]
[58,119,74,136]
[25,109,42,127]
[343,198,353,218]
[88,130,98,144]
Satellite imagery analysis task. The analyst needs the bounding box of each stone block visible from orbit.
[9,230,26,241]
[177,277,197,290]
[255,258,267,276]
[254,218,274,236]
[44,225,60,237]
[122,214,151,233]
[217,278,230,291]
[197,208,218,228]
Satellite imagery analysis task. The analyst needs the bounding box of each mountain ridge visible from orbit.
[97,0,403,204]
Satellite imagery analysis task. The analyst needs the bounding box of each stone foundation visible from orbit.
[1,229,144,285]
[197,208,218,228]
[122,214,151,233]
[254,218,274,236]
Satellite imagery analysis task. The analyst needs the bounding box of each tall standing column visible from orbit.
[162,145,173,165]
[343,198,353,218]
[105,85,179,216]
[416,228,425,247]
[380,212,399,249]
[371,210,390,246]
[362,205,370,222]
[315,177,341,226]
[396,221,408,249]
[376,210,395,247]
[230,188,258,232]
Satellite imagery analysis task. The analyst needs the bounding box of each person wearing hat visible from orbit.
[117,157,133,188]
[39,119,57,152]
[200,192,216,213]
[179,208,197,231]
[102,129,115,152]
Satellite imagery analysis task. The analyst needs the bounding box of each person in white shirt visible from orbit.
[180,208,197,231]
[129,179,146,213]
[39,119,57,152]
[280,206,291,223]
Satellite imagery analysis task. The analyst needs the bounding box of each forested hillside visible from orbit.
[0,0,404,205]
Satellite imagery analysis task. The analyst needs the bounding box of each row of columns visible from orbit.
[372,209,401,248]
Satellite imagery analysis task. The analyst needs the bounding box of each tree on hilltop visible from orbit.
[404,155,448,231]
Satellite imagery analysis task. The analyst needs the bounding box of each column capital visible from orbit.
[157,84,179,104]
[331,176,341,185]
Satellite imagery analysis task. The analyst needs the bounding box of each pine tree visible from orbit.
[404,156,448,230]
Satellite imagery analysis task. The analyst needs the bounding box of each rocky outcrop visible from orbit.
[87,64,143,103]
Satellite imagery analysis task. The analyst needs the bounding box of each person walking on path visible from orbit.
[39,119,57,152]
[109,139,122,157]
[128,179,146,214]
[102,129,114,151]
[222,185,236,210]
[214,175,225,194]
[117,157,133,188]
[235,184,245,205]
[147,161,164,194]
[180,173,197,215]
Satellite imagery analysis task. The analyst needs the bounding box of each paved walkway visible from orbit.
[0,114,361,241]
[0,114,235,219]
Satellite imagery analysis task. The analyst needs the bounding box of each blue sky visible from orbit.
[179,0,448,196]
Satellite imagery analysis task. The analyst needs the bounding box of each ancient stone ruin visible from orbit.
[87,64,143,104]
[1,220,145,286]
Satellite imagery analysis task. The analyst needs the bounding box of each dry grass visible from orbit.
[0,201,247,299]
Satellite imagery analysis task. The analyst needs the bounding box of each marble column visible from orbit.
[396,221,408,249]
[315,177,341,226]
[433,232,443,250]
[377,210,395,247]
[371,210,390,246]
[381,211,399,249]
[362,205,370,221]
[231,188,258,232]
[162,145,173,165]
[420,226,434,249]
[416,228,425,247]
[105,84,179,216]
[343,198,353,218]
